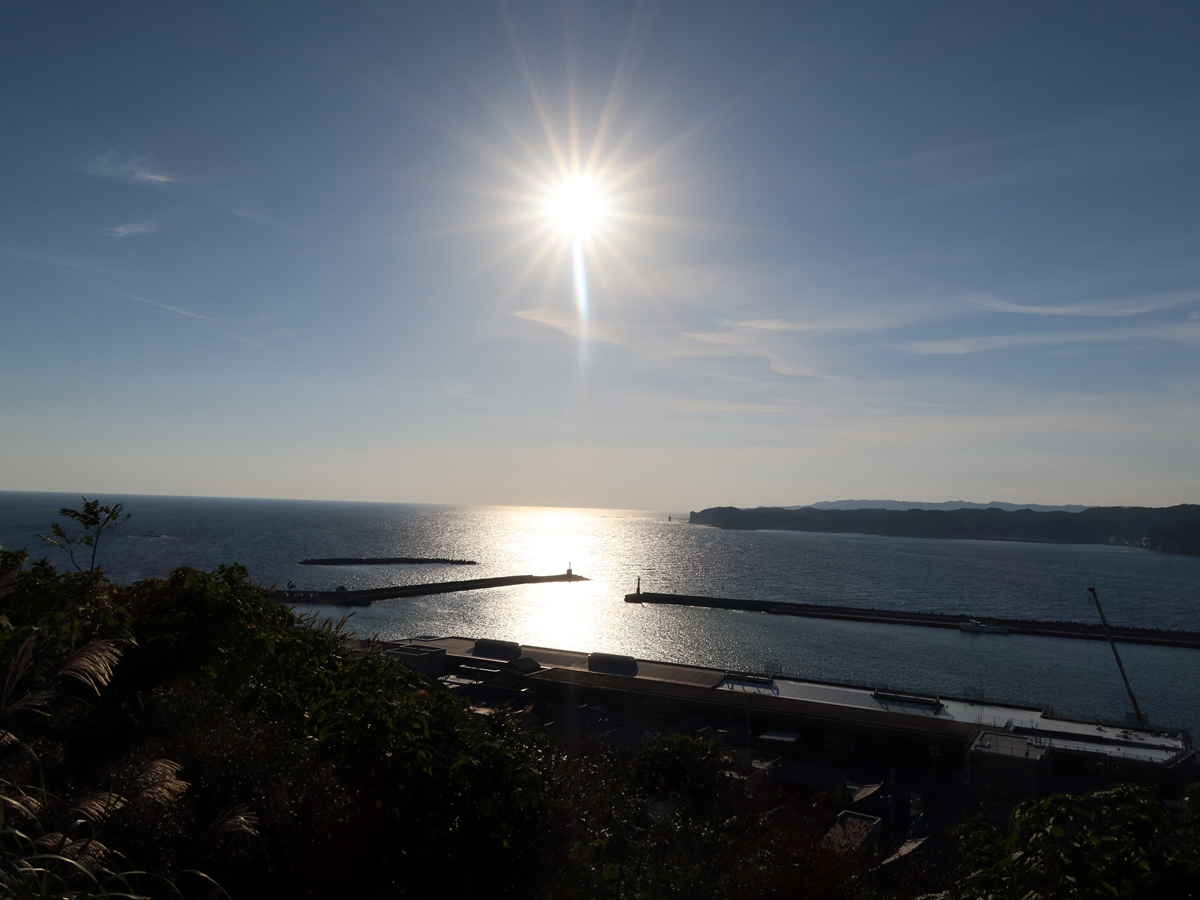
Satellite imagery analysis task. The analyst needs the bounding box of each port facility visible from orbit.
[382,635,1196,801]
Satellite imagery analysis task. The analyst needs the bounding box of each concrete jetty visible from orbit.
[299,557,476,566]
[626,592,1200,649]
[277,572,588,606]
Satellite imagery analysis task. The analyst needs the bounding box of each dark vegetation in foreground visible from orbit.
[2,503,1199,898]
[690,504,1200,554]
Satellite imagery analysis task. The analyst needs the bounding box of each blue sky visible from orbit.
[2,1,1198,509]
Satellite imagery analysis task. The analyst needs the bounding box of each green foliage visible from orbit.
[0,549,546,899]
[37,499,132,573]
[953,784,1200,899]
[538,735,871,900]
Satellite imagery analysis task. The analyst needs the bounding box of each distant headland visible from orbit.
[688,503,1200,556]
[805,499,1088,513]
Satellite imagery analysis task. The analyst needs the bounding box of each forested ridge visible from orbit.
[689,505,1200,554]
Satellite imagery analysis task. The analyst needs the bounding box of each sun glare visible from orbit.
[547,177,605,239]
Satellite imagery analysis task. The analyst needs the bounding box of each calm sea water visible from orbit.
[2,491,1198,735]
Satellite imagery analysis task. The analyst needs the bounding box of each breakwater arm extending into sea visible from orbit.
[626,592,1200,649]
[688,504,1200,554]
[278,572,588,606]
[299,557,476,565]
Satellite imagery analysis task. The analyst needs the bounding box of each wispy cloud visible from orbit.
[220,331,273,352]
[668,399,801,414]
[683,328,834,379]
[845,103,1193,201]
[80,150,176,186]
[1,246,143,277]
[850,120,1083,173]
[904,320,1200,355]
[731,318,804,332]
[116,291,276,351]
[103,217,166,238]
[118,291,218,322]
[511,308,623,343]
[972,291,1196,318]
[652,261,958,333]
[216,204,303,236]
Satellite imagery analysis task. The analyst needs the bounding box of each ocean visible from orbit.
[2,491,1198,735]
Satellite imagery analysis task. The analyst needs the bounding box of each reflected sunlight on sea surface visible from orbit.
[3,492,1198,734]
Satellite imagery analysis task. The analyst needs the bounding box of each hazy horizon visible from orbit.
[3,3,1198,509]
[0,487,1182,515]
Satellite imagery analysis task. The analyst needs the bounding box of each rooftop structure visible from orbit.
[380,636,1196,798]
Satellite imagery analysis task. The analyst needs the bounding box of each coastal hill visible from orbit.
[688,504,1200,555]
[805,498,1088,513]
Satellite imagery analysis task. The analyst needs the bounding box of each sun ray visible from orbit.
[607,208,769,237]
[383,206,548,245]
[475,90,561,184]
[442,220,557,293]
[498,228,566,305]
[500,3,570,177]
[395,89,551,193]
[585,1,659,176]
[582,237,619,309]
[593,229,657,297]
[564,9,583,178]
[605,61,793,192]
[472,233,571,341]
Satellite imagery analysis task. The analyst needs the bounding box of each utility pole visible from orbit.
[1088,587,1145,728]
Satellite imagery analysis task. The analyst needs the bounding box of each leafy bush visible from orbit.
[952,784,1200,899]
[0,549,545,899]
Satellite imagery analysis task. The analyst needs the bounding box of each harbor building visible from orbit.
[381,636,1196,802]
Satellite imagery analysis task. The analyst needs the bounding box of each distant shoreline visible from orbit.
[689,505,1200,557]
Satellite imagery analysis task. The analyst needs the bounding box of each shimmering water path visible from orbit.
[3,492,1198,734]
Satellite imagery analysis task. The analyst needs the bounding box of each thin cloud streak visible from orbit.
[511,307,622,343]
[905,320,1200,355]
[118,291,219,322]
[103,217,166,238]
[973,291,1196,318]
[1,246,143,277]
[117,292,276,351]
[80,150,176,186]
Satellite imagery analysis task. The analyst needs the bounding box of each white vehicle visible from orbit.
[959,618,1010,635]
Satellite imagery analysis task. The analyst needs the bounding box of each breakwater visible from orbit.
[299,557,476,566]
[626,592,1200,649]
[279,573,588,606]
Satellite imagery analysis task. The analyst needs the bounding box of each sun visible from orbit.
[546,176,605,240]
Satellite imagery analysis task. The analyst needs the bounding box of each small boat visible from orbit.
[959,619,1009,635]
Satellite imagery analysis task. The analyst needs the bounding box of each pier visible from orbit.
[625,592,1200,649]
[299,557,476,566]
[277,572,588,606]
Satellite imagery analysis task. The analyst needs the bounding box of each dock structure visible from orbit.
[276,572,587,606]
[626,592,1200,649]
[379,636,1196,801]
[299,556,476,566]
